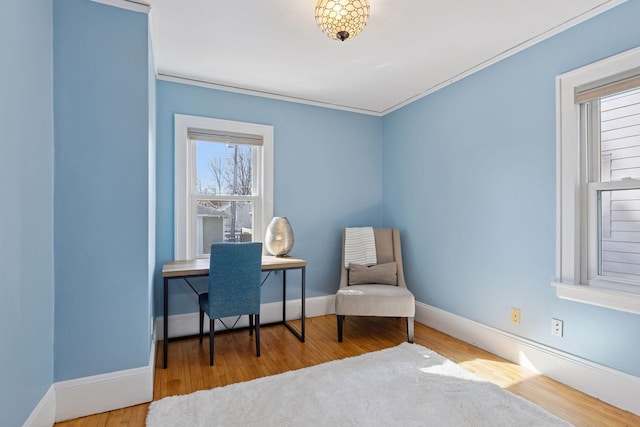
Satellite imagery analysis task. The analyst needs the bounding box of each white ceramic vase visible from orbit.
[265,217,294,256]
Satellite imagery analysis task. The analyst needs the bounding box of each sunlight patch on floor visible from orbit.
[460,352,539,389]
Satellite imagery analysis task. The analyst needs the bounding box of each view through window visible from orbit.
[594,87,640,282]
[174,114,273,261]
[194,140,256,256]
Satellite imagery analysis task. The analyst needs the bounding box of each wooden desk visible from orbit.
[162,255,307,368]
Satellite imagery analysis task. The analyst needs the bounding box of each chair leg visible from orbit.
[249,314,254,336]
[209,318,215,366]
[337,315,344,342]
[407,317,414,344]
[255,314,261,357]
[199,309,204,344]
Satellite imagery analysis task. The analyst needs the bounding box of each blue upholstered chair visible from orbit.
[199,242,263,366]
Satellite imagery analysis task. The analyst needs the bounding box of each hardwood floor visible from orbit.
[56,315,639,426]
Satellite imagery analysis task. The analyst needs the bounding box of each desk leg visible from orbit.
[282,269,287,322]
[281,267,305,342]
[301,266,305,342]
[163,276,168,369]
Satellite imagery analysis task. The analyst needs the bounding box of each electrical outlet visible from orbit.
[552,318,564,337]
[511,308,520,324]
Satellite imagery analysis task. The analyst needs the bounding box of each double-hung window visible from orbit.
[174,114,273,260]
[555,47,640,314]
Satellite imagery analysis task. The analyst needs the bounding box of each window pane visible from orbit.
[600,87,640,182]
[599,189,640,280]
[196,200,254,256]
[196,141,253,196]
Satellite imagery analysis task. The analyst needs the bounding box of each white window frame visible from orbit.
[174,114,273,260]
[554,46,640,315]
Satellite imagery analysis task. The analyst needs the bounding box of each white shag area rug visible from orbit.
[146,342,572,427]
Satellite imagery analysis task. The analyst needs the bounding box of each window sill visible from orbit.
[552,282,640,315]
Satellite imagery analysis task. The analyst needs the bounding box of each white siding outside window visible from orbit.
[598,89,640,281]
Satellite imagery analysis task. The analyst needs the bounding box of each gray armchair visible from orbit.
[335,228,415,342]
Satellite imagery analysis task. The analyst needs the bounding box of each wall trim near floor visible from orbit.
[155,295,336,340]
[414,301,640,417]
[23,385,56,427]
[54,334,156,423]
[25,297,332,425]
[23,339,154,426]
[53,330,156,422]
[25,296,639,423]
[159,295,640,416]
[54,365,152,423]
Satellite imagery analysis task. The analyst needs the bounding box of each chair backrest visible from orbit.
[339,228,407,289]
[208,242,263,318]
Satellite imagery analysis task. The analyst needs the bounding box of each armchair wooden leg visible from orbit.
[407,317,414,344]
[249,314,254,336]
[199,309,204,344]
[209,318,215,366]
[337,315,344,342]
[255,314,261,357]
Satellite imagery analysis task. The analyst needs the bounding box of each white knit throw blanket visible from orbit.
[343,226,377,268]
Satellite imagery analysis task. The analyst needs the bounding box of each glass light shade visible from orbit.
[265,217,294,256]
[315,0,370,42]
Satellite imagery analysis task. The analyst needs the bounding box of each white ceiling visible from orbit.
[148,0,621,115]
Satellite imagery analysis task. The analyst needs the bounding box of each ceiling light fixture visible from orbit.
[315,0,370,42]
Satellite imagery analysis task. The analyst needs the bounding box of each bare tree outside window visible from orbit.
[205,145,252,196]
[208,157,225,195]
[196,141,254,250]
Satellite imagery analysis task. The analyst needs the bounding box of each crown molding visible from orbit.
[156,73,383,117]
[91,0,150,14]
[381,0,628,115]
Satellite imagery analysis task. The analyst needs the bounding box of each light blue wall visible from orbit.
[0,0,54,425]
[381,0,640,376]
[156,81,381,314]
[53,0,152,380]
[5,0,639,422]
[148,33,157,355]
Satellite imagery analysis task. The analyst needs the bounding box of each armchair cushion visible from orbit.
[336,285,415,317]
[348,262,397,286]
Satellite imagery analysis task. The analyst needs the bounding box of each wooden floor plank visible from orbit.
[56,315,639,426]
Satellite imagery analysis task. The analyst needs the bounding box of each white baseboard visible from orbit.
[157,296,640,416]
[415,301,640,416]
[155,295,336,340]
[22,385,56,427]
[26,296,638,423]
[54,337,155,423]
